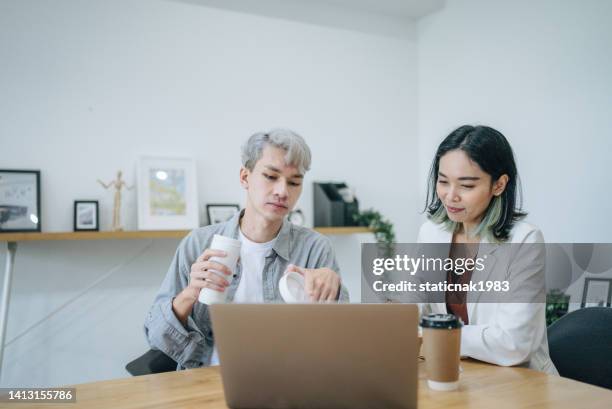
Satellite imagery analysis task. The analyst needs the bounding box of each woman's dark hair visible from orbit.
[424,125,526,242]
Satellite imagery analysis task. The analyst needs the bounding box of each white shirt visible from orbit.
[210,228,277,365]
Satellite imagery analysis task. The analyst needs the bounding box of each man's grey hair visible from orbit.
[241,128,312,174]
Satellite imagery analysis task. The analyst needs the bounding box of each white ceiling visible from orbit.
[317,0,446,19]
[170,0,446,38]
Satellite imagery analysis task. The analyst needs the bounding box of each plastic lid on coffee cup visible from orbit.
[420,313,463,329]
[279,271,307,303]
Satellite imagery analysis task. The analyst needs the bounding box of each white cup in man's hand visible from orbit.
[198,234,241,304]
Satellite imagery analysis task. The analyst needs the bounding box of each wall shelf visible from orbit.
[0,227,372,242]
[312,226,373,235]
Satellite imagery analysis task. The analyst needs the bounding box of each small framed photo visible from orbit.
[581,278,612,308]
[137,156,199,230]
[74,200,99,231]
[0,169,41,232]
[206,204,240,225]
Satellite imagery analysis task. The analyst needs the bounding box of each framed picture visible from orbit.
[581,278,612,308]
[137,156,199,230]
[0,169,41,232]
[74,200,99,231]
[206,204,240,225]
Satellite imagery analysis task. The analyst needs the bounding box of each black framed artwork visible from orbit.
[206,204,240,225]
[0,169,41,232]
[581,278,612,308]
[74,200,99,231]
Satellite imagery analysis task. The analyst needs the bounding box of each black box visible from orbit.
[313,182,359,227]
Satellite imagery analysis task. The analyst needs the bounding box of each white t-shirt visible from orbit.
[209,228,277,366]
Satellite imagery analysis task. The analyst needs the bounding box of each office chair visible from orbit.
[125,349,178,376]
[547,306,612,389]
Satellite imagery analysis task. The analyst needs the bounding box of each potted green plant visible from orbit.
[353,209,396,256]
[546,289,570,326]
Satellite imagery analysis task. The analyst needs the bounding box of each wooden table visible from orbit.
[6,359,610,409]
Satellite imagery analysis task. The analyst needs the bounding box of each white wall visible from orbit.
[6,0,609,389]
[0,0,418,386]
[417,0,612,242]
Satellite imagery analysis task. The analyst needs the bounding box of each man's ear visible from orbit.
[493,174,509,196]
[239,166,250,190]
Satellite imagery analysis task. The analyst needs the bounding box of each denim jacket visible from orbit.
[144,210,350,369]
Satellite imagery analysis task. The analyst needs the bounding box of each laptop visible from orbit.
[209,303,418,409]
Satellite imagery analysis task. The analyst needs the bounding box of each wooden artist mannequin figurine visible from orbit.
[97,170,133,231]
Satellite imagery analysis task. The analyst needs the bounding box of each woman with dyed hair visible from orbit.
[418,125,557,374]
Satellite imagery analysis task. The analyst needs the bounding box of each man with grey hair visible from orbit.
[145,129,349,369]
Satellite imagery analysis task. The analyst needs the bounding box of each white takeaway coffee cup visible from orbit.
[198,234,241,305]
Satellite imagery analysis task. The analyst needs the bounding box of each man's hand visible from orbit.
[285,264,341,302]
[188,249,233,295]
[172,248,233,325]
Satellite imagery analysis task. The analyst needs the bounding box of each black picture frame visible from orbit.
[206,204,240,225]
[0,169,41,232]
[74,200,99,231]
[581,278,612,308]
